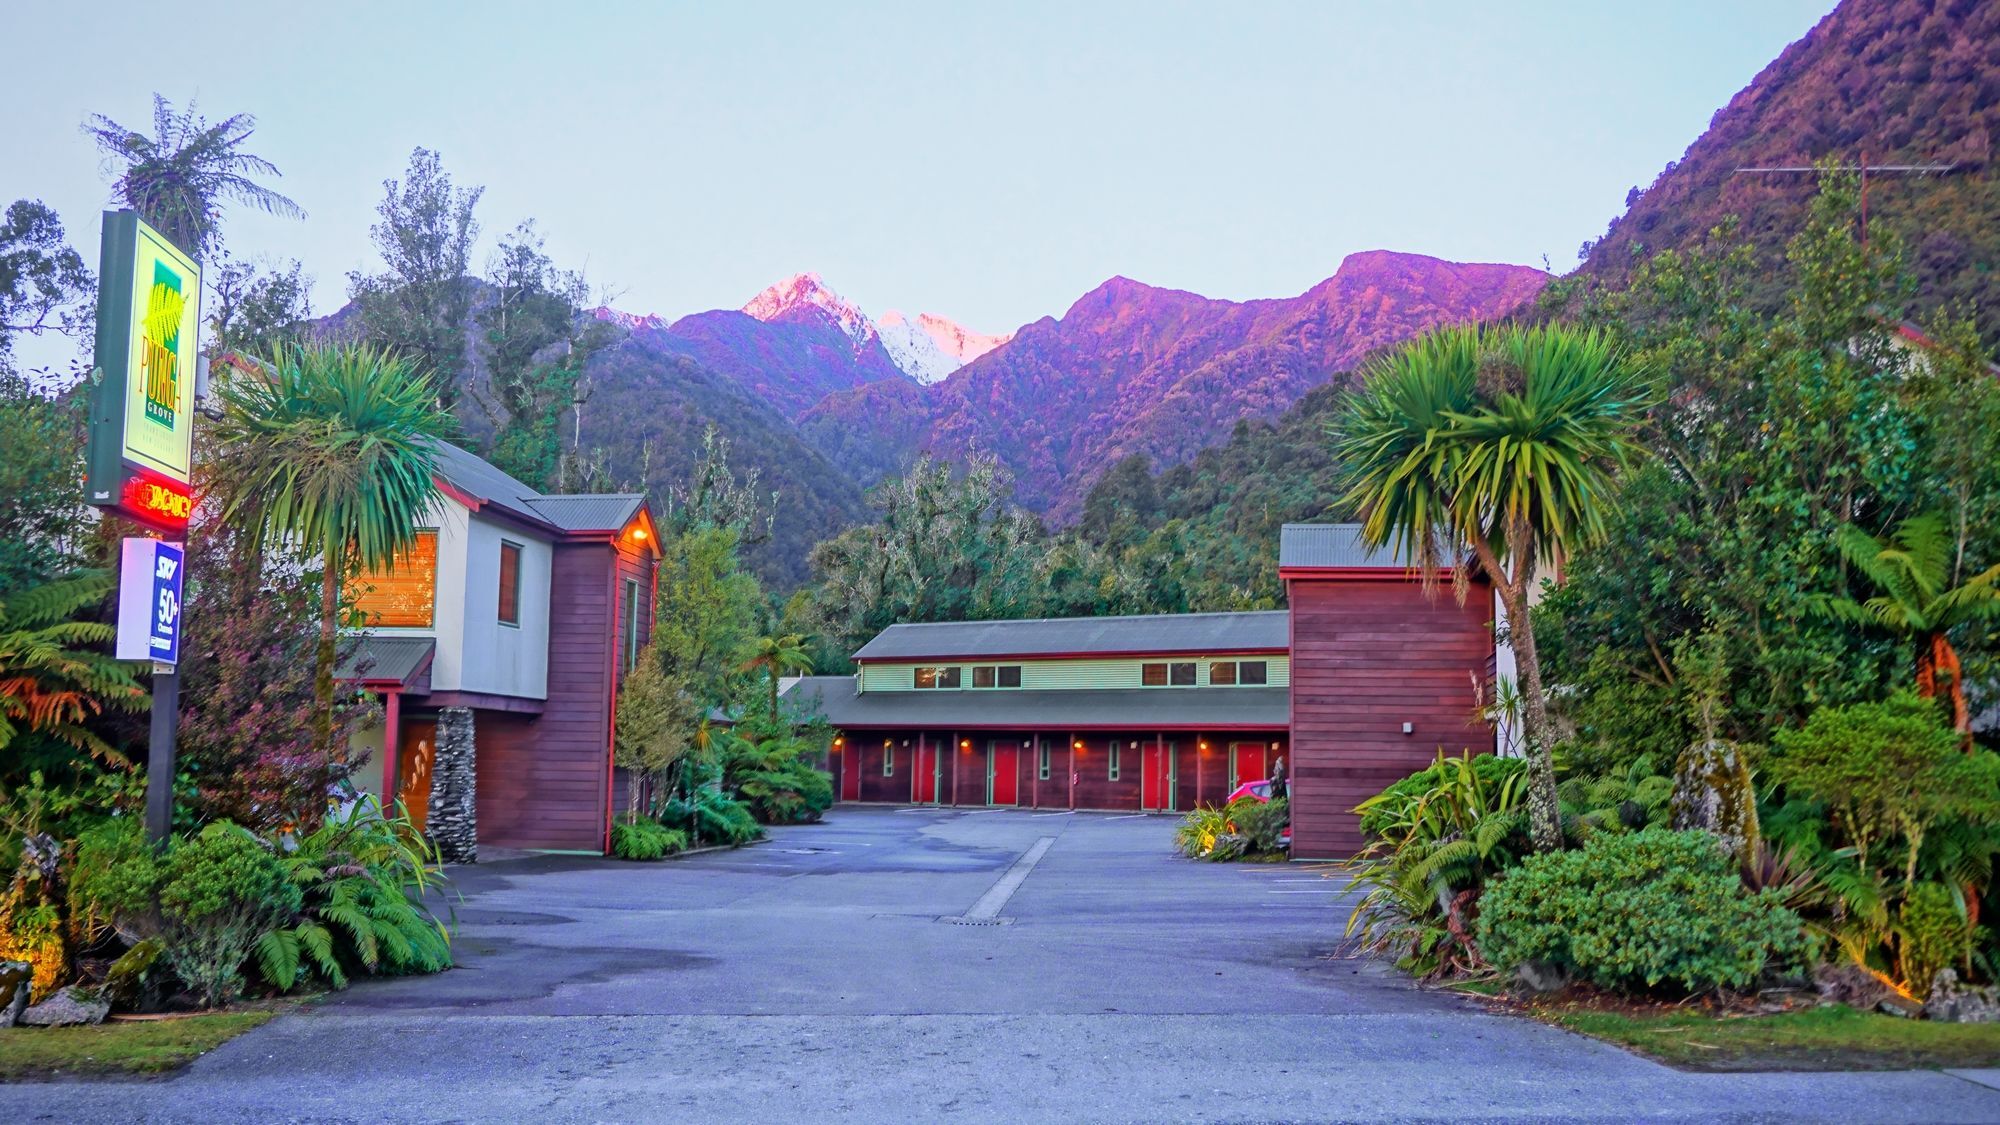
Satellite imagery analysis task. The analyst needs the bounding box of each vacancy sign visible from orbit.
[117,538,185,664]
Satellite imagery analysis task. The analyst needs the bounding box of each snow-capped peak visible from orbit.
[742,272,875,348]
[878,310,1012,385]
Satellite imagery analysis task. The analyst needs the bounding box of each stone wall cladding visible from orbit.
[429,706,478,863]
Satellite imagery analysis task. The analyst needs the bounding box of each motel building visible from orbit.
[338,441,660,862]
[790,523,1505,858]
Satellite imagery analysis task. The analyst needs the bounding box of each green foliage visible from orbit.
[1768,692,2000,885]
[653,524,763,706]
[253,802,451,992]
[83,94,303,260]
[208,256,312,357]
[0,570,146,767]
[1173,797,1288,862]
[0,200,92,379]
[613,642,696,819]
[610,818,686,861]
[1344,752,1531,978]
[144,824,301,1008]
[1477,828,1809,994]
[1232,797,1289,854]
[1173,805,1230,859]
[345,147,482,415]
[1897,881,1972,997]
[660,786,762,848]
[717,722,833,825]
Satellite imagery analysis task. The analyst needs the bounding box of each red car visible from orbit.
[1226,780,1291,849]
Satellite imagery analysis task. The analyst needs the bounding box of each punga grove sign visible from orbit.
[86,211,202,533]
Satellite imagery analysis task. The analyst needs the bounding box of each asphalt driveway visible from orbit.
[7,807,2000,1122]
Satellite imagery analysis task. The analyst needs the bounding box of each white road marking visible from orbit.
[960,836,1057,921]
[1030,812,1074,818]
[1101,814,1149,820]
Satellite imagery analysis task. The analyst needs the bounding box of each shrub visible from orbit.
[253,801,452,992]
[661,787,762,847]
[719,732,833,824]
[611,818,687,861]
[1477,828,1808,994]
[1898,881,1972,998]
[156,824,302,1007]
[1232,797,1289,854]
[1173,806,1229,859]
[1361,753,1526,838]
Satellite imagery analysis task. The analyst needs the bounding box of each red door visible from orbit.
[1231,743,1266,791]
[839,742,859,801]
[989,741,1019,805]
[1141,741,1173,810]
[913,740,938,803]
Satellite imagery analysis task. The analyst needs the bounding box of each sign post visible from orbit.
[86,212,202,845]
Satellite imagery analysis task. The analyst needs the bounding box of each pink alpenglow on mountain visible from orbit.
[742,272,877,350]
[878,309,1013,386]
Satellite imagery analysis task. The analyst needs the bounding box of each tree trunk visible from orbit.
[315,546,340,767]
[1506,585,1563,852]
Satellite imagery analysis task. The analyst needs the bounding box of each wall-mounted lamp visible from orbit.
[1073,740,1084,750]
[960,740,971,750]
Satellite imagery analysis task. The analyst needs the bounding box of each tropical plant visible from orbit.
[716,723,834,825]
[1478,828,1808,995]
[659,785,761,848]
[613,642,695,821]
[252,800,451,992]
[1818,513,2000,735]
[1173,804,1231,859]
[0,571,145,765]
[1343,751,1530,978]
[83,95,302,259]
[610,819,686,861]
[213,343,446,761]
[152,823,301,1008]
[1331,322,1652,851]
[743,633,813,723]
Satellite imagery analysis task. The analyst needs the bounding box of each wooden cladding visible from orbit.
[349,530,438,628]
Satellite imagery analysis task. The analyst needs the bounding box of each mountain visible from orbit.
[1573,0,2000,345]
[797,251,1549,519]
[878,310,1012,385]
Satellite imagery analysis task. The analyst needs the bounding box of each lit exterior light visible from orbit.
[960,740,971,749]
[628,526,650,542]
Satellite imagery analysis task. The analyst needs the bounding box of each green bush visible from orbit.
[253,801,452,992]
[154,824,302,1008]
[660,787,762,847]
[611,818,688,861]
[1173,805,1230,859]
[1361,753,1527,838]
[1478,827,1808,994]
[719,732,833,824]
[1232,797,1289,854]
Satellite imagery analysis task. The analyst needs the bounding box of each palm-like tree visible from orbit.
[1332,323,1651,852]
[85,95,303,258]
[0,571,146,764]
[214,343,445,757]
[743,633,814,723]
[1821,513,2000,736]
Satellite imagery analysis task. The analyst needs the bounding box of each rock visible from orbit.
[428,706,478,864]
[1813,962,1891,1009]
[1878,992,1924,1019]
[19,985,109,1027]
[1925,969,2000,1024]
[1516,959,1569,994]
[0,961,30,1028]
[1670,737,1760,866]
[99,938,163,1010]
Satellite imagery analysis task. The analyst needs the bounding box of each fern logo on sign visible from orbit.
[140,265,187,428]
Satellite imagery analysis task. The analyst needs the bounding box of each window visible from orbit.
[1207,660,1269,686]
[1038,741,1051,780]
[1170,662,1196,686]
[1142,661,1196,686]
[1142,663,1167,686]
[348,529,438,628]
[914,666,962,689]
[621,578,641,672]
[1209,660,1236,685]
[970,665,1022,689]
[1108,741,1122,781]
[497,541,522,626]
[1239,660,1268,685]
[883,742,895,776]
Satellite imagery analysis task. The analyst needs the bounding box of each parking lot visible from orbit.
[6,807,1998,1122]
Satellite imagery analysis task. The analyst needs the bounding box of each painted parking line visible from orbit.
[1030,812,1074,818]
[1101,813,1149,820]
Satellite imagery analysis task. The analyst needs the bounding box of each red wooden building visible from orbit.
[338,442,659,859]
[790,524,1498,857]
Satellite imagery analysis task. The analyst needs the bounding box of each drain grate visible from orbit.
[938,915,1012,926]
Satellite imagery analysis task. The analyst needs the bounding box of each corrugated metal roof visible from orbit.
[782,675,1290,729]
[334,636,436,685]
[429,439,645,533]
[852,611,1289,662]
[522,494,644,532]
[1278,523,1417,569]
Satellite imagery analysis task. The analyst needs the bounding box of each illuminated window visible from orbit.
[349,530,438,628]
[914,666,962,689]
[622,578,641,672]
[498,541,522,626]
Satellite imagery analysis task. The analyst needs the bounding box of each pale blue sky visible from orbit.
[8,1,1837,368]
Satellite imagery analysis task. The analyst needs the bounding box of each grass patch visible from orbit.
[0,1009,276,1080]
[1540,1002,2000,1071]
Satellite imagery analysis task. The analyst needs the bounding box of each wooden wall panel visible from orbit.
[1287,578,1495,859]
